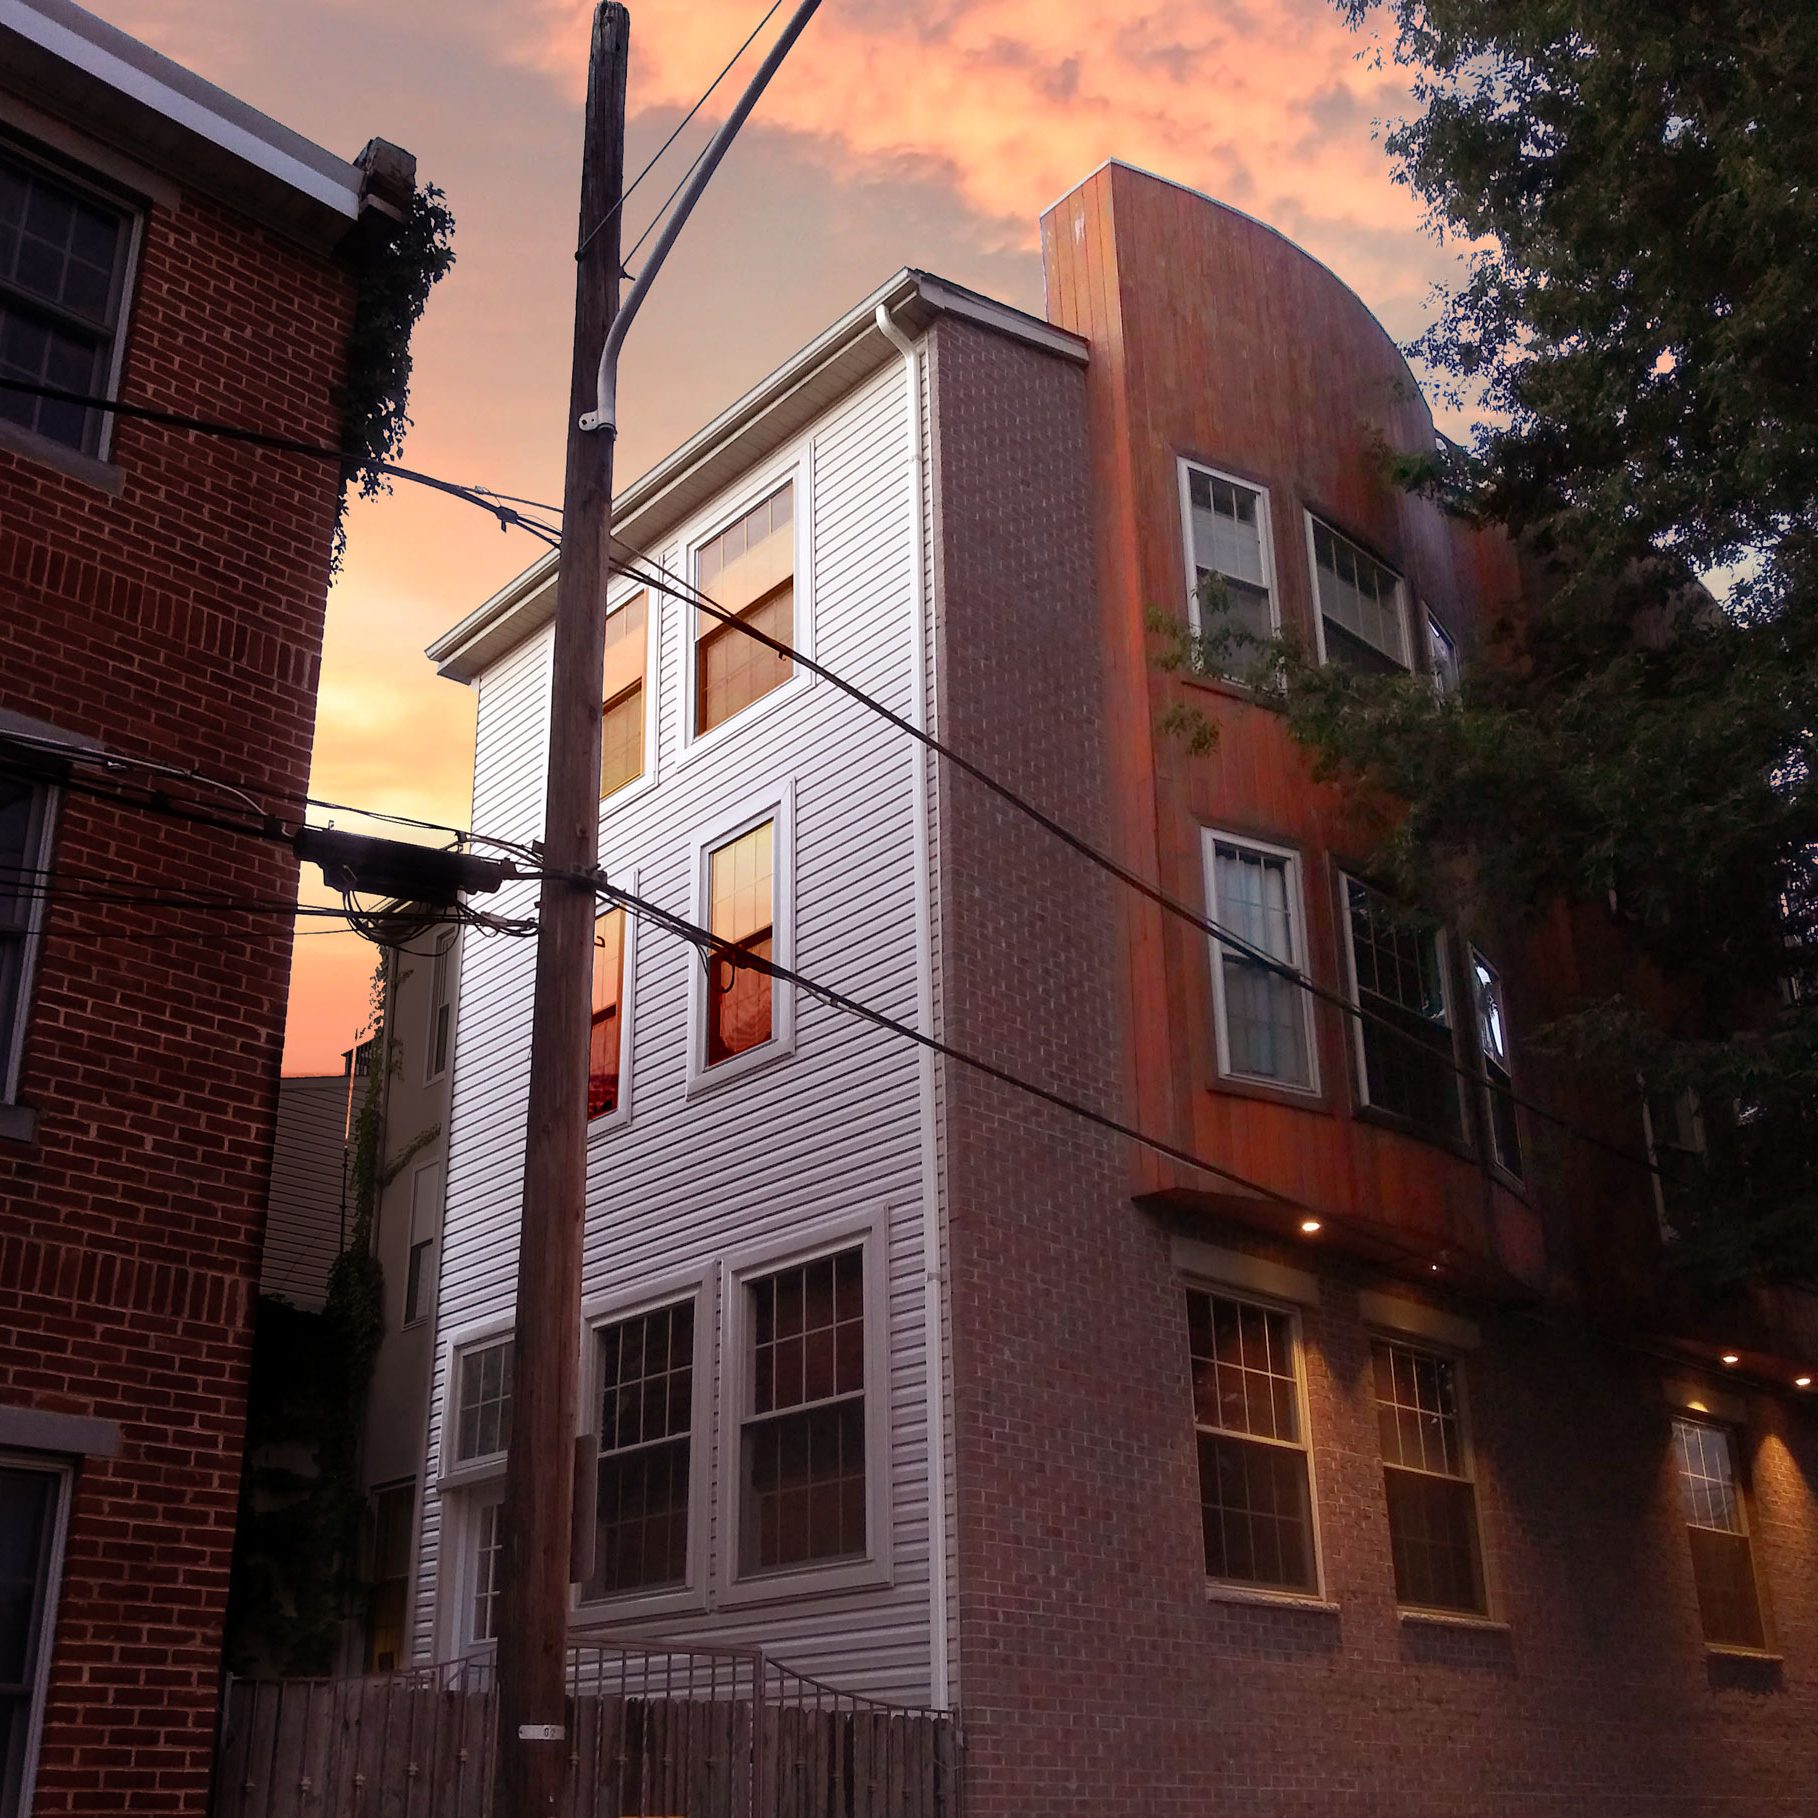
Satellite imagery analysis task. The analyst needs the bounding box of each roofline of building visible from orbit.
[1,0,373,247]
[426,267,1087,684]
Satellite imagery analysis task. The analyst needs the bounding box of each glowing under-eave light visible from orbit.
[1720,1353,1741,1366]
[1298,1218,1322,1236]
[1796,1375,1813,1389]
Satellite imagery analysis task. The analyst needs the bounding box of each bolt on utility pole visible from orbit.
[492,6,626,1816]
[493,3,823,1813]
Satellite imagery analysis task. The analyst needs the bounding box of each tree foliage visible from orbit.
[1239,3,1818,1279]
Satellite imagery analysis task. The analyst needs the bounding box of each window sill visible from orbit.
[1398,1607,1508,1634]
[684,1037,794,1103]
[1209,1074,1330,1114]
[1353,1102,1474,1165]
[0,1101,39,1146]
[1204,1583,1338,1614]
[0,419,124,495]
[718,1550,890,1611]
[1705,1643,1782,1663]
[675,671,811,771]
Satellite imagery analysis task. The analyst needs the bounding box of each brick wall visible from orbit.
[0,171,354,1816]
[927,316,1818,1814]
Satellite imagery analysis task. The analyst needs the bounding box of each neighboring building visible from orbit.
[0,2,418,1811]
[419,163,1817,1813]
[261,1074,350,1312]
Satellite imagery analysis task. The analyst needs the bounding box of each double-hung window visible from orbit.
[1343,875,1462,1141]
[1184,1287,1318,1593]
[0,143,137,458]
[403,1160,440,1326]
[1373,1343,1486,1614]
[705,818,776,1069]
[363,1482,414,1673]
[1203,833,1315,1091]
[1309,517,1410,673]
[589,907,627,1118]
[1,775,55,1109]
[448,1337,512,1651]
[424,933,454,1085]
[587,1298,697,1600]
[1671,1417,1768,1651]
[600,590,648,798]
[1179,461,1274,658]
[694,481,795,736]
[1471,951,1522,1177]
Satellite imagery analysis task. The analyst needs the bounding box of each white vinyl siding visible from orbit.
[422,358,937,1699]
[1202,832,1315,1091]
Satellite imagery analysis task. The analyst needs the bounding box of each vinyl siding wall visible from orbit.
[419,357,939,1700]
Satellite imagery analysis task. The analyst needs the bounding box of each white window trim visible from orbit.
[599,577,662,818]
[684,783,796,1099]
[446,1477,505,1660]
[1180,1278,1328,1604]
[715,1211,893,1608]
[422,928,458,1087]
[2,777,58,1107]
[573,1268,715,1624]
[402,1156,442,1329]
[587,864,639,1136]
[1176,457,1279,644]
[0,1451,73,1818]
[1304,511,1413,672]
[676,443,815,766]
[438,1319,515,1490]
[1200,827,1320,1097]
[1338,870,1460,1125]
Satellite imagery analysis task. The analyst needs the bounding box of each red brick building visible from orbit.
[0,4,415,1812]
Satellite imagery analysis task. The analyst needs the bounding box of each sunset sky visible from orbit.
[100,0,1460,1074]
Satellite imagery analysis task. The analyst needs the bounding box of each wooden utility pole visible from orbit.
[493,7,627,1815]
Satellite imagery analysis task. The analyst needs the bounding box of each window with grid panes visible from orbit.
[465,1487,504,1647]
[1373,1343,1486,1613]
[739,1248,867,1575]
[589,908,626,1117]
[1206,836,1313,1088]
[1671,1417,1767,1650]
[586,1300,695,1599]
[0,144,135,456]
[1183,463,1273,653]
[706,819,774,1066]
[1344,876,1462,1140]
[695,482,794,734]
[1471,951,1522,1177]
[1,776,54,1102]
[1310,518,1408,673]
[454,1340,513,1466]
[600,591,647,797]
[1184,1288,1317,1592]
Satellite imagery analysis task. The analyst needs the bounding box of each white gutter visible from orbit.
[875,300,951,1709]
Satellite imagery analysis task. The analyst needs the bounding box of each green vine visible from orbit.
[332,185,456,570]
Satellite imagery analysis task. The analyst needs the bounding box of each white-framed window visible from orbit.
[589,904,631,1125]
[1671,1417,1768,1652]
[1372,1341,1486,1614]
[0,1454,71,1818]
[599,584,656,804]
[449,1335,513,1477]
[1307,515,1411,673]
[0,137,141,459]
[454,1480,505,1654]
[1470,950,1522,1178]
[1177,460,1276,658]
[688,789,794,1093]
[403,1159,441,1326]
[1,774,56,1107]
[682,455,811,752]
[1183,1285,1321,1595]
[720,1221,890,1602]
[1341,874,1463,1141]
[423,930,456,1086]
[580,1288,710,1610]
[1425,609,1460,696]
[1202,831,1317,1092]
[1642,1088,1704,1243]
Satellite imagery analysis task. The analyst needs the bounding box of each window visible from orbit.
[587,1299,696,1600]
[1309,518,1409,673]
[600,590,648,798]
[706,818,775,1068]
[589,908,627,1118]
[1471,952,1522,1177]
[738,1247,868,1576]
[1343,876,1462,1140]
[453,1339,513,1468]
[1426,610,1460,696]
[1643,1089,1704,1241]
[695,481,794,735]
[461,1484,505,1650]
[424,933,454,1084]
[1184,1288,1318,1593]
[404,1161,439,1326]
[0,144,136,457]
[1373,1344,1486,1614]
[1204,834,1315,1090]
[0,1458,68,1818]
[1,777,54,1105]
[364,1482,414,1673]
[1671,1418,1767,1651]
[1180,462,1274,654]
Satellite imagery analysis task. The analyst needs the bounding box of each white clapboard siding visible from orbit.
[261,1074,347,1310]
[418,357,939,1701]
